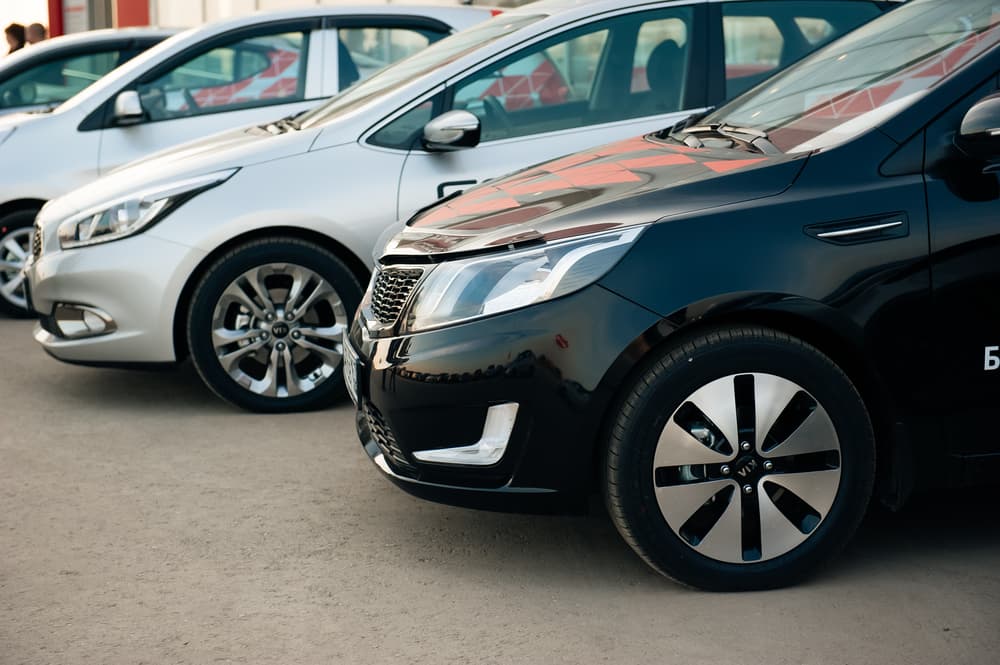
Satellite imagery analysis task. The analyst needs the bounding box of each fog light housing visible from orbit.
[413,403,518,466]
[52,303,116,339]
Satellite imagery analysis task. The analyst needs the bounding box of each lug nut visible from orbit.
[763,461,774,471]
[261,331,270,340]
[276,342,286,351]
[291,330,301,340]
[743,484,754,495]
[266,313,275,322]
[720,465,731,475]
[285,312,294,321]
[741,441,751,451]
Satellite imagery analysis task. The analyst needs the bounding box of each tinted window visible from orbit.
[338,26,447,90]
[713,0,1000,152]
[450,6,695,143]
[723,1,883,98]
[0,49,125,109]
[137,31,308,121]
[299,15,543,130]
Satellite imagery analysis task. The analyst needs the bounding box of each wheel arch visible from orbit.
[171,226,371,360]
[0,198,46,227]
[591,293,914,509]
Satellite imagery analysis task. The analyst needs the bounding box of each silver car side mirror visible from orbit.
[113,90,144,124]
[423,110,481,151]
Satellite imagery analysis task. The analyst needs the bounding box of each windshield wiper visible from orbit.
[264,115,300,134]
[656,107,715,140]
[671,122,782,155]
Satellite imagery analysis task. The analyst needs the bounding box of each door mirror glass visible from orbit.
[959,92,1000,161]
[423,110,481,151]
[113,90,144,124]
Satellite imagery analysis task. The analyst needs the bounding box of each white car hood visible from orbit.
[43,124,319,225]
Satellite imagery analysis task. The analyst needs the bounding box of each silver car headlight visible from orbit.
[399,225,647,333]
[57,168,238,249]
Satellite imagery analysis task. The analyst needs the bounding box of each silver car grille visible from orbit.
[31,221,42,259]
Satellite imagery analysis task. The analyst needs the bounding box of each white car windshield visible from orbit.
[706,0,1000,153]
[297,14,543,130]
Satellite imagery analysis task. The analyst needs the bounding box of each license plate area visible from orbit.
[342,334,360,406]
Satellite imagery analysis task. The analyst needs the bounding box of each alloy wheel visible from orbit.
[0,226,33,311]
[653,373,842,564]
[210,262,347,398]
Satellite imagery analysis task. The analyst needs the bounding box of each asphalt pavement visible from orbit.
[2,315,999,665]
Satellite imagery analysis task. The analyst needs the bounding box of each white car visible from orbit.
[0,28,176,116]
[26,0,890,412]
[0,5,491,315]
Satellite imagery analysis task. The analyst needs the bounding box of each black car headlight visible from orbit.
[398,225,647,333]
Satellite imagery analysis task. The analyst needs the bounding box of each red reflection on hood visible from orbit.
[410,134,774,231]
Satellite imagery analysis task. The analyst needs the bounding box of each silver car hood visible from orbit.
[42,124,319,225]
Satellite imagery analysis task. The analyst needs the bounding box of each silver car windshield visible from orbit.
[297,14,543,130]
[707,0,1000,153]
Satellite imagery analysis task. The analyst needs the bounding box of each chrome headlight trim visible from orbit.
[395,225,649,334]
[57,168,239,250]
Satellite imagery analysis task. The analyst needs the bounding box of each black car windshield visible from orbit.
[297,14,543,130]
[704,0,1000,153]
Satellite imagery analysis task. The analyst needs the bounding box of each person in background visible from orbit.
[4,23,26,55]
[26,23,47,45]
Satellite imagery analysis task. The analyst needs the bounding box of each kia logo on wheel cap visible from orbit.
[271,322,290,338]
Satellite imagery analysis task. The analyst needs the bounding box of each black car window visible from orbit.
[0,48,126,109]
[714,0,1000,153]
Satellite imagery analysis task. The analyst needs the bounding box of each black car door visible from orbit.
[926,72,1000,481]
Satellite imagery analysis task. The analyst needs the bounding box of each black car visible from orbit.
[346,0,1000,590]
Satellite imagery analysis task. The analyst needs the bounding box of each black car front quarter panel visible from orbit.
[350,284,661,512]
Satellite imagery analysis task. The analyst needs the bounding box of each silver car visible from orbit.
[26,0,890,412]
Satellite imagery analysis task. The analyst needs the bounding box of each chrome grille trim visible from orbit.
[370,266,423,325]
[31,222,42,259]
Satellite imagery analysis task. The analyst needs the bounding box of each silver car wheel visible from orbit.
[653,373,842,564]
[0,226,32,310]
[210,262,347,398]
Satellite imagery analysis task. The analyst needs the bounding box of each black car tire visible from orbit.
[187,237,362,413]
[603,325,875,591]
[0,209,39,318]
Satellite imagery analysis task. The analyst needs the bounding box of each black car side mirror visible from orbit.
[957,92,1000,162]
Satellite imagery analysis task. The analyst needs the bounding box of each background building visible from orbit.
[5,0,531,37]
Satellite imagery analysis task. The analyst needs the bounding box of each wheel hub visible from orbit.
[652,372,842,564]
[210,263,347,399]
[731,454,760,481]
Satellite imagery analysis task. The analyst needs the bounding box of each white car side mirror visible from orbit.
[113,90,144,124]
[423,110,481,151]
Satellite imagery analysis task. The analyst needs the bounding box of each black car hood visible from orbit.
[383,133,808,261]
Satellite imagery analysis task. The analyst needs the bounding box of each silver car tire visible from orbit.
[603,326,875,591]
[186,237,363,413]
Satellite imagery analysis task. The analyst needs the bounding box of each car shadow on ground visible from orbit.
[380,485,1000,590]
[49,360,230,414]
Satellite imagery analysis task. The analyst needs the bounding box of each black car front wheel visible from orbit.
[187,237,362,413]
[603,326,875,590]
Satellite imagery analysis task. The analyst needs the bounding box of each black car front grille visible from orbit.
[370,267,423,325]
[364,402,417,476]
[31,223,41,259]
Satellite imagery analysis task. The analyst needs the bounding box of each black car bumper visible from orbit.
[349,284,660,514]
